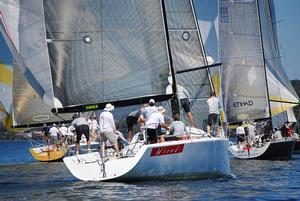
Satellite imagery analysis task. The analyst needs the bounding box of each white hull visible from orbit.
[229,143,270,159]
[229,139,296,160]
[64,137,230,181]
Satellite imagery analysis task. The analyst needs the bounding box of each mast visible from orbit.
[160,0,180,118]
[257,0,273,125]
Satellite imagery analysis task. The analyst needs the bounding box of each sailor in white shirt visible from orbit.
[90,116,99,141]
[49,124,59,144]
[247,122,256,144]
[236,122,246,145]
[99,103,120,157]
[166,76,194,127]
[142,99,158,122]
[58,123,68,144]
[70,114,90,154]
[146,106,169,143]
[206,91,221,135]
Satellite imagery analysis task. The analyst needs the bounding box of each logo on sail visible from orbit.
[233,100,254,108]
[150,144,184,157]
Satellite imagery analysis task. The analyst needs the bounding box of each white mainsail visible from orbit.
[219,0,298,125]
[219,0,269,123]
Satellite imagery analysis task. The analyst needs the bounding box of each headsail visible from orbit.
[164,0,214,127]
[258,0,299,125]
[219,0,269,123]
[0,5,72,128]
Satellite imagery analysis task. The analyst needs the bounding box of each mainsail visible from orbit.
[219,0,299,125]
[219,0,269,123]
[44,0,171,112]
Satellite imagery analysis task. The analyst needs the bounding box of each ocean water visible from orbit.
[0,140,300,201]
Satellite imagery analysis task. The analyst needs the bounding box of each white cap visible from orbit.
[149,99,155,104]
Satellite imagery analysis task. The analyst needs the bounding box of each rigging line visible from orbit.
[53,113,69,121]
[257,0,272,121]
[161,0,179,117]
[176,63,222,74]
[190,0,215,93]
[168,28,198,31]
[269,99,299,105]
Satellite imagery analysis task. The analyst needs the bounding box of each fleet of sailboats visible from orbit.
[0,0,230,180]
[0,0,299,181]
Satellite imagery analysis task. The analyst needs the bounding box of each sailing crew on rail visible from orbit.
[141,99,158,123]
[169,114,187,138]
[70,113,91,154]
[206,91,221,136]
[236,122,246,146]
[90,116,99,142]
[166,76,195,127]
[98,103,120,158]
[58,123,68,145]
[146,106,169,144]
[49,124,59,146]
[126,107,144,142]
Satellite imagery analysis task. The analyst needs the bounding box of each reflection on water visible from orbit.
[1,141,300,200]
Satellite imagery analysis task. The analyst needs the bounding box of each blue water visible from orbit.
[1,140,300,201]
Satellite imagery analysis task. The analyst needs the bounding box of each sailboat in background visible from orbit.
[0,4,77,161]
[219,0,297,159]
[27,0,232,181]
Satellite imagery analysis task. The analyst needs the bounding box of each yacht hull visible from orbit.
[229,139,296,160]
[63,138,230,181]
[29,142,99,162]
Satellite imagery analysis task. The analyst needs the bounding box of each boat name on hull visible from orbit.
[151,144,184,157]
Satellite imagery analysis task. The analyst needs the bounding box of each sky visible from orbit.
[195,0,300,81]
[273,0,300,80]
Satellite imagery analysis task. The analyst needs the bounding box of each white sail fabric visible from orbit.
[195,0,219,63]
[44,0,170,107]
[164,0,213,127]
[0,24,13,130]
[219,0,269,123]
[258,0,299,124]
[286,108,297,123]
[0,13,72,127]
[0,0,20,50]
